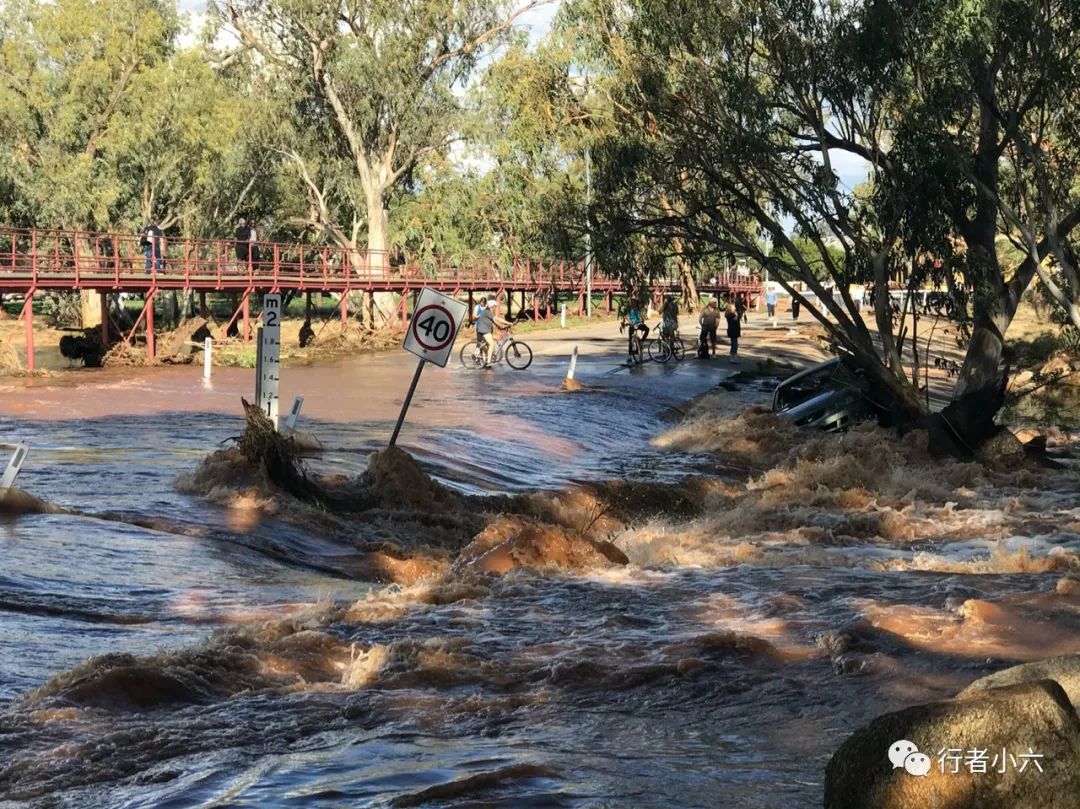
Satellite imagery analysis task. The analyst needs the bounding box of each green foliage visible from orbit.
[211,0,541,255]
[0,0,180,229]
[0,0,273,240]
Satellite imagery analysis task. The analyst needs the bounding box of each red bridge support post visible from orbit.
[341,292,348,327]
[99,292,109,345]
[242,294,250,343]
[146,292,155,362]
[20,292,34,373]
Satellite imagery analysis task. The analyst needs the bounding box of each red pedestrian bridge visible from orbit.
[0,226,762,369]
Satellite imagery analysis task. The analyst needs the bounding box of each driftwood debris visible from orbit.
[237,397,324,503]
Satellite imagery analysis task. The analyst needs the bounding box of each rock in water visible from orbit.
[824,681,1080,809]
[960,654,1080,712]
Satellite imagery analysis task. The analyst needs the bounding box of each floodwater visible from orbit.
[1,326,1079,808]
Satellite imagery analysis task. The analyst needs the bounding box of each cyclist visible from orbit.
[660,296,679,339]
[621,300,650,344]
[477,299,512,367]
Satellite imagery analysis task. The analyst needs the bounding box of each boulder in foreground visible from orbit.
[824,681,1080,809]
[960,654,1080,712]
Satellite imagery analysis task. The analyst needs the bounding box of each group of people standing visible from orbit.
[139,217,264,274]
[697,298,742,362]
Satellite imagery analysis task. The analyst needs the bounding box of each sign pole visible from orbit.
[392,287,468,447]
[389,359,426,447]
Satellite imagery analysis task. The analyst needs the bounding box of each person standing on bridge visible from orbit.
[142,222,163,273]
[249,220,262,268]
[141,222,164,273]
[235,218,252,272]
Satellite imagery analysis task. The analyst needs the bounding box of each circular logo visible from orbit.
[411,304,456,352]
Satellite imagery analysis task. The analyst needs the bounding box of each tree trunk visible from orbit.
[675,250,698,308]
[167,292,181,328]
[79,292,102,331]
[76,237,102,329]
[366,186,389,276]
[660,194,698,306]
[953,309,1010,400]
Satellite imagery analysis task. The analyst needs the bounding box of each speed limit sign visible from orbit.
[402,288,468,368]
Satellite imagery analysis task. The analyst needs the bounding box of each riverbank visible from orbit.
[0,307,623,380]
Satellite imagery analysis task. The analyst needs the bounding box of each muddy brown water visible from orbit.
[1,334,1079,807]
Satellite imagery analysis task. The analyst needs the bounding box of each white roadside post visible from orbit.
[256,294,282,429]
[566,345,579,381]
[561,303,567,328]
[0,444,28,493]
[284,396,304,433]
[391,288,468,447]
[203,337,212,380]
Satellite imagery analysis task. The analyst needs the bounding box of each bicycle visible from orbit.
[647,324,686,363]
[459,329,533,370]
[621,322,646,365]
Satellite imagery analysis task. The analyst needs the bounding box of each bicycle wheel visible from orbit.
[505,340,533,370]
[648,338,671,363]
[628,335,644,365]
[459,341,484,369]
[670,337,686,361]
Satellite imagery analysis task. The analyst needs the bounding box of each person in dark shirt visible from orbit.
[725,302,742,363]
[699,300,719,357]
[142,222,163,273]
[235,218,251,270]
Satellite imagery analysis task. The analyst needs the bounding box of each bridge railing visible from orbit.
[0,226,601,290]
[0,226,760,294]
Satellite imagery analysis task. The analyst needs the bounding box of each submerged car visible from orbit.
[772,356,876,432]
